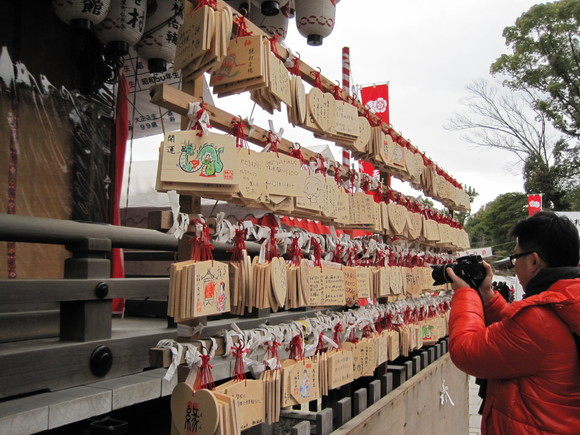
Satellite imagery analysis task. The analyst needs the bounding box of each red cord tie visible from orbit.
[311,236,323,268]
[268,34,281,59]
[288,235,303,266]
[265,340,281,370]
[228,226,247,262]
[346,246,358,267]
[375,315,384,334]
[290,56,301,77]
[311,70,323,91]
[231,343,248,381]
[290,147,308,170]
[231,118,249,149]
[332,242,343,264]
[265,226,278,262]
[233,15,252,38]
[191,102,210,137]
[289,334,304,361]
[316,154,326,177]
[373,186,383,203]
[315,332,327,355]
[193,0,217,11]
[333,323,343,349]
[264,130,280,157]
[348,323,359,344]
[194,354,215,391]
[330,83,343,101]
[189,220,213,262]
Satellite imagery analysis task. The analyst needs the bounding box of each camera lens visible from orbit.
[431,264,453,286]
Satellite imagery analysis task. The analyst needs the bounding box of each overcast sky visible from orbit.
[128,0,541,214]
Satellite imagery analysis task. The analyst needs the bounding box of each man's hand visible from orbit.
[447,261,495,304]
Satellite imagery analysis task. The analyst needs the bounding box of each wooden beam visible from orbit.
[149,84,321,161]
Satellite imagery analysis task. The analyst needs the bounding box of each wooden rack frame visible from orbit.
[159,0,468,213]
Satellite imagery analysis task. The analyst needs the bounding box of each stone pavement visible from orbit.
[469,376,482,434]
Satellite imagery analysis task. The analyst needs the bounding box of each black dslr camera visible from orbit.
[431,255,486,289]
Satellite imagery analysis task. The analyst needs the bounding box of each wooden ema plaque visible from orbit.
[171,384,219,435]
[210,35,265,89]
[168,260,231,321]
[304,265,346,306]
[306,88,336,134]
[342,266,358,307]
[281,358,320,407]
[343,338,377,378]
[327,349,354,390]
[159,131,240,186]
[215,379,266,432]
[257,152,305,197]
[236,148,268,202]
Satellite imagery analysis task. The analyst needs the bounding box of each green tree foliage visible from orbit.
[491,0,580,138]
[465,192,528,259]
[447,79,578,211]
[524,139,580,209]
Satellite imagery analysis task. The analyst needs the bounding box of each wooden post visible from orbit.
[353,388,367,416]
[367,380,381,406]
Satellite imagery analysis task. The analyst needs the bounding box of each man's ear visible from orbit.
[532,252,545,269]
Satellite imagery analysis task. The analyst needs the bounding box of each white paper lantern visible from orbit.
[94,0,147,56]
[52,0,111,30]
[295,0,335,46]
[249,0,291,40]
[135,0,184,73]
[251,0,288,17]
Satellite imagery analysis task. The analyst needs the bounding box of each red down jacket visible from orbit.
[449,279,580,435]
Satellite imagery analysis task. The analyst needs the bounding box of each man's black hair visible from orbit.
[509,211,579,267]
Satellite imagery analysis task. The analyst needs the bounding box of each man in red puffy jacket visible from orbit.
[447,211,580,435]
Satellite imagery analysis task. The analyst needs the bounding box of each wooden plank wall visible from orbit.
[331,354,469,435]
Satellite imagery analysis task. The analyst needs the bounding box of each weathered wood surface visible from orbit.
[330,354,468,435]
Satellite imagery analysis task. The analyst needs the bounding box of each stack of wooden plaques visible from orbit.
[210,35,269,98]
[215,380,266,432]
[228,250,252,316]
[285,259,309,309]
[259,369,282,424]
[286,74,307,126]
[280,358,320,407]
[174,3,233,80]
[349,116,372,157]
[168,260,231,321]
[250,51,292,114]
[171,384,240,435]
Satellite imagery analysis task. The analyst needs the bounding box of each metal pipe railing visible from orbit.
[0,213,178,251]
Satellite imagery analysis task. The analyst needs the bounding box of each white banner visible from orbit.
[122,49,182,139]
[556,211,580,234]
[456,247,493,258]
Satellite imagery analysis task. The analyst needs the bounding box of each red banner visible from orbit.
[361,84,390,125]
[359,160,379,179]
[527,194,542,216]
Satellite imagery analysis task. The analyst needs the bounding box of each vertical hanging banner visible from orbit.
[361,83,390,125]
[122,48,182,139]
[527,194,542,216]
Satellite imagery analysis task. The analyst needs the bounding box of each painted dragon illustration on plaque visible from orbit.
[178,142,225,177]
